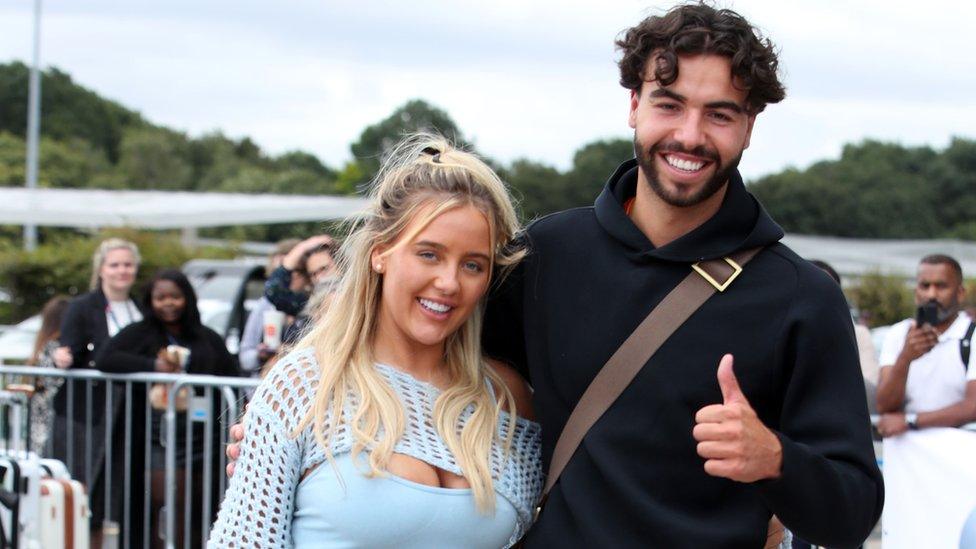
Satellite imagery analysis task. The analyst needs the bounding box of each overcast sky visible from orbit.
[1,0,974,181]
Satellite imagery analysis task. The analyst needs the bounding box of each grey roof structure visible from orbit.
[3,188,370,229]
[783,234,976,281]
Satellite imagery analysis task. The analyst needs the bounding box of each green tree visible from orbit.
[848,270,914,327]
[273,150,335,179]
[563,138,633,206]
[751,140,944,238]
[116,127,193,190]
[934,138,976,237]
[333,161,366,195]
[0,131,26,186]
[499,160,564,221]
[0,62,146,162]
[350,99,467,184]
[187,132,244,189]
[0,228,237,323]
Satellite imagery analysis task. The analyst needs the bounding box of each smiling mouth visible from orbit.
[663,154,709,173]
[418,298,453,314]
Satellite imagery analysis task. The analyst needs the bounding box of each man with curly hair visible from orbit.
[483,3,884,547]
[225,3,883,547]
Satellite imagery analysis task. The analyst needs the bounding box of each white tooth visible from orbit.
[667,156,704,172]
[420,298,450,313]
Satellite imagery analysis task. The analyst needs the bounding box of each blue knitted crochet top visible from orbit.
[208,348,544,548]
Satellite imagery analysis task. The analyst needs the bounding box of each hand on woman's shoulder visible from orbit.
[486,358,535,421]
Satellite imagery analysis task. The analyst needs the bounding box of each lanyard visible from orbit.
[106,299,136,333]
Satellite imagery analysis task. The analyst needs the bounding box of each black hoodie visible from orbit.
[484,160,883,548]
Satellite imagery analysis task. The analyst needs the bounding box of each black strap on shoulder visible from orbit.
[961,321,976,370]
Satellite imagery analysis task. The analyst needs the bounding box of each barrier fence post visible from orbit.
[0,365,259,548]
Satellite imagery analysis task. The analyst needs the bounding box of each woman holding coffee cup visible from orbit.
[98,269,240,548]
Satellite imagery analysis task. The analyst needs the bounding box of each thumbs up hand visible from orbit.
[692,354,783,482]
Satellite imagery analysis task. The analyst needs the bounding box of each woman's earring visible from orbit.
[374,263,383,273]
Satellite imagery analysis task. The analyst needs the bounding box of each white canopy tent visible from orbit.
[2,187,370,245]
[5,188,976,280]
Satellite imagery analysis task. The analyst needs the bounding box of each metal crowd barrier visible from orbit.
[0,364,260,549]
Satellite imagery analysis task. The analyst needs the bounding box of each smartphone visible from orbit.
[916,301,940,327]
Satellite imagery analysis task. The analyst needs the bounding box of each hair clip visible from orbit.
[421,146,442,164]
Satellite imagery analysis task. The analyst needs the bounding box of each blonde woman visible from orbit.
[53,237,143,546]
[209,135,543,548]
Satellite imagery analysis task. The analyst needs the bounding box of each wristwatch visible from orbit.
[905,413,919,430]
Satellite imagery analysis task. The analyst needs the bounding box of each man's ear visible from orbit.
[742,114,757,150]
[628,89,641,129]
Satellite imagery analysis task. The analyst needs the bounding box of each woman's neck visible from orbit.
[372,335,449,388]
[164,323,182,337]
[102,284,129,302]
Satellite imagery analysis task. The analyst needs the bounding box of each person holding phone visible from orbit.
[876,254,976,436]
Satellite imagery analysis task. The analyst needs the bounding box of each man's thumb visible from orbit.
[717,354,745,404]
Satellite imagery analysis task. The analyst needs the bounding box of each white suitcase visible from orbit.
[0,386,43,549]
[38,478,89,549]
[0,453,43,549]
[38,459,69,481]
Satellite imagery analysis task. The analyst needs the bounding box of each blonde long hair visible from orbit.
[293,134,525,513]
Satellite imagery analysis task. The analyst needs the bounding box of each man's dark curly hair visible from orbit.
[616,2,785,114]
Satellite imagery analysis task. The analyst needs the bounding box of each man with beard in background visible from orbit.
[876,254,976,435]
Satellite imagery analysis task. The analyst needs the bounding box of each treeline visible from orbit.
[0,62,631,242]
[1,61,974,242]
[750,138,976,239]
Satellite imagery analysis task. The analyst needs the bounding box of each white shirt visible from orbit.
[879,313,976,413]
[105,299,142,337]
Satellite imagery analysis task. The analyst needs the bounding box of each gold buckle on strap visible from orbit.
[691,257,743,292]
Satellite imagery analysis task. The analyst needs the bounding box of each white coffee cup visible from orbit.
[165,344,191,369]
[263,310,286,349]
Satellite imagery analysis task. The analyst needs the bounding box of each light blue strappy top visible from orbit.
[208,348,544,548]
[292,452,518,548]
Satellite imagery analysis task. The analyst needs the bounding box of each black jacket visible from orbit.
[97,320,239,378]
[53,287,143,527]
[59,288,142,370]
[484,160,884,548]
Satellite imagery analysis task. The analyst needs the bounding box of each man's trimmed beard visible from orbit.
[634,134,743,208]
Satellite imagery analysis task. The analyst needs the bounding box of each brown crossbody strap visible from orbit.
[540,246,763,501]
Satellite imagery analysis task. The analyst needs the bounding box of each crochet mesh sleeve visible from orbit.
[208,350,319,547]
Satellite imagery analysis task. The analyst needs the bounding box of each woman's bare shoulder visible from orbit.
[485,358,535,421]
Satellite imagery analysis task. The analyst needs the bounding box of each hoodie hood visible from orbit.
[593,159,784,263]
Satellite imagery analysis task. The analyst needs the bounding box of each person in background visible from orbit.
[98,269,240,549]
[53,237,143,547]
[809,259,880,413]
[264,234,336,316]
[876,254,976,435]
[280,242,341,347]
[26,295,71,454]
[238,238,300,376]
[209,134,541,548]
